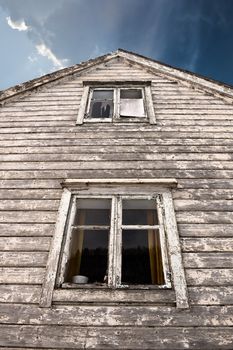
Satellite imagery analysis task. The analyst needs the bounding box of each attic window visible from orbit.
[76,82,156,124]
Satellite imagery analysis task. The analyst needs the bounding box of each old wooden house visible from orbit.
[0,49,233,349]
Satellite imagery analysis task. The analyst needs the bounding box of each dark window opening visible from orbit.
[89,89,113,118]
[64,199,111,283]
[121,199,164,285]
[62,197,165,286]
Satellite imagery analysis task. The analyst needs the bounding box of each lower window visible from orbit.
[57,195,171,288]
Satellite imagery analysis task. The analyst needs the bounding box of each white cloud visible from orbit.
[6,16,29,31]
[35,43,68,69]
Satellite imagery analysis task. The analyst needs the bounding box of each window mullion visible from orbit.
[114,195,122,287]
[108,196,117,287]
[114,88,120,120]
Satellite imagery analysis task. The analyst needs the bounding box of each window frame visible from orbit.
[40,179,188,309]
[57,193,171,289]
[76,81,156,125]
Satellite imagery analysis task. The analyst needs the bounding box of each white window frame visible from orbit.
[40,179,188,309]
[76,81,156,125]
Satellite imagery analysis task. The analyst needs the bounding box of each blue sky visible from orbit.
[0,0,233,90]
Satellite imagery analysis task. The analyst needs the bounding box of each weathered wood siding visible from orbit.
[0,57,233,349]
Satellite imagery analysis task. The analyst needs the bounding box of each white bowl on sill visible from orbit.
[72,275,88,284]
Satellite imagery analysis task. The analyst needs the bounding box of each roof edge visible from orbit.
[117,48,233,90]
[0,50,118,103]
[1,48,233,104]
[116,49,233,103]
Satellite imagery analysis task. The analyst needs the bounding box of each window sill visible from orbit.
[61,283,172,290]
[80,117,151,124]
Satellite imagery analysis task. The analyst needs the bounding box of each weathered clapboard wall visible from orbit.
[1,54,233,349]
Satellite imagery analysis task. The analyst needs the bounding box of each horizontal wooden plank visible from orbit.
[53,288,175,304]
[1,129,233,139]
[0,251,48,266]
[156,109,233,115]
[0,325,233,349]
[157,104,232,110]
[0,189,62,199]
[173,189,233,200]
[175,200,233,211]
[2,171,233,183]
[186,269,233,286]
[178,179,233,189]
[2,304,233,327]
[1,124,233,134]
[0,115,75,123]
[2,137,233,147]
[1,153,233,162]
[0,267,44,284]
[0,223,54,236]
[3,100,81,107]
[188,286,233,305]
[0,285,40,303]
[153,94,225,100]
[177,212,233,224]
[1,160,233,171]
[0,110,77,117]
[178,224,233,237]
[0,211,57,223]
[2,169,233,180]
[160,114,233,120]
[183,253,233,268]
[158,106,233,113]
[0,105,79,112]
[0,199,59,211]
[0,180,61,189]
[181,238,233,252]
[2,145,233,154]
[161,118,233,124]
[0,237,51,251]
[2,131,233,141]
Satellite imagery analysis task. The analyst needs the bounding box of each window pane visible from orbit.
[93,89,113,100]
[121,229,164,285]
[65,229,109,283]
[90,100,113,118]
[120,89,142,99]
[75,199,111,226]
[122,199,158,225]
[120,99,145,118]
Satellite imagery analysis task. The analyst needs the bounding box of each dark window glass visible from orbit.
[120,89,142,99]
[121,199,164,285]
[93,90,113,99]
[89,89,113,118]
[75,199,111,226]
[122,199,158,225]
[64,199,111,284]
[121,229,164,285]
[65,229,109,283]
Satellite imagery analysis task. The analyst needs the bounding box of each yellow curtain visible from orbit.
[147,210,164,285]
